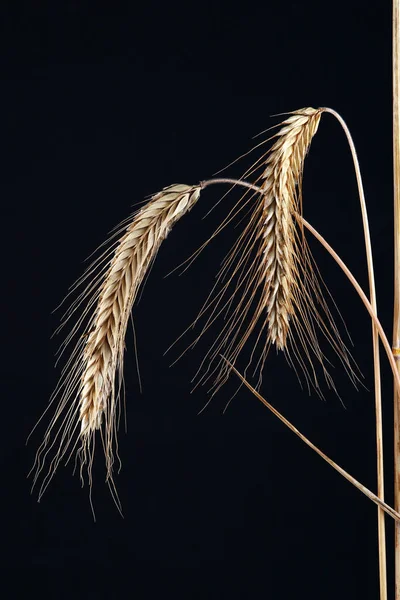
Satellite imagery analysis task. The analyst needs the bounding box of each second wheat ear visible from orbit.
[175,108,359,404]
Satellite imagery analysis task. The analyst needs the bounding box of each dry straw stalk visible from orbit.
[393,1,400,596]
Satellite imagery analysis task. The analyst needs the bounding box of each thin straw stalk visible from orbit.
[393,0,400,596]
[322,107,386,600]
[225,360,400,524]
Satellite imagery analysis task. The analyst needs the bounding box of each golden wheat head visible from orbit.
[259,108,322,349]
[30,184,201,504]
[176,108,359,402]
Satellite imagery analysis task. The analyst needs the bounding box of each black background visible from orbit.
[2,0,397,597]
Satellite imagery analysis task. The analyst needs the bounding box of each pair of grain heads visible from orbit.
[28,106,400,521]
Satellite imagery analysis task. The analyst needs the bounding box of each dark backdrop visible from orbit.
[2,1,396,598]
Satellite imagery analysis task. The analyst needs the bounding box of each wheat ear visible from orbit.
[259,107,322,348]
[175,108,358,400]
[30,184,201,500]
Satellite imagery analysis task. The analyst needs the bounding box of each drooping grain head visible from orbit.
[179,108,359,401]
[79,184,201,443]
[259,108,322,349]
[30,184,201,503]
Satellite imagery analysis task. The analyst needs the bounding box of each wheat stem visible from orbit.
[225,359,400,523]
[200,178,265,194]
[393,1,400,596]
[322,107,386,600]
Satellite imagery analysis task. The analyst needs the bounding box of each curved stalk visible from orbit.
[200,177,264,194]
[321,107,386,600]
[299,216,400,396]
